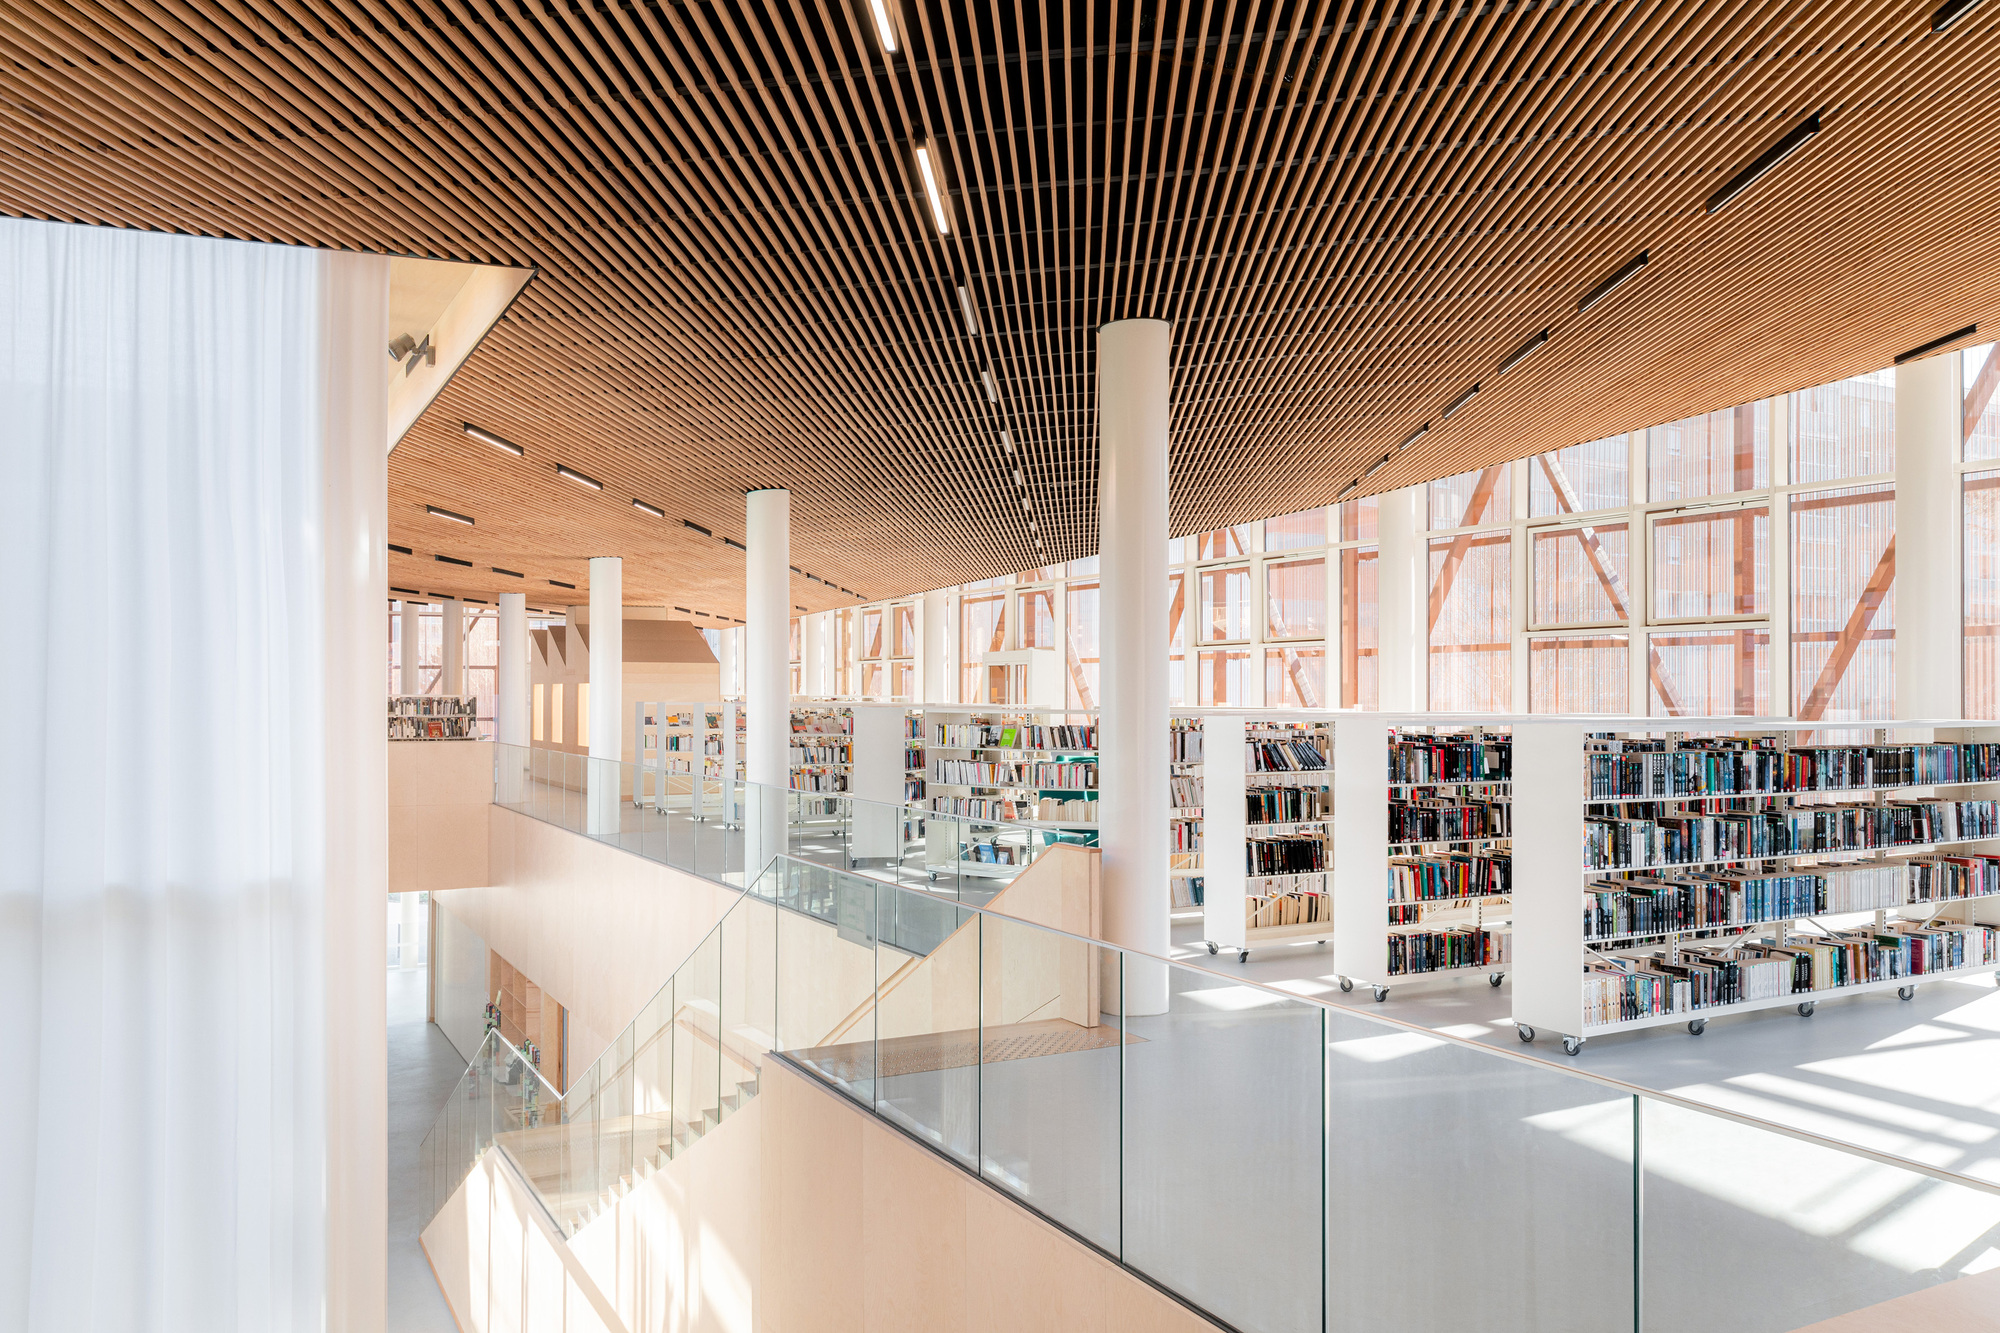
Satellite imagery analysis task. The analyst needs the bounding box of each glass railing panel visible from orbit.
[869,897,982,1168]
[627,984,677,1176]
[1121,957,1324,1333]
[1639,1097,2000,1333]
[717,892,777,1123]
[772,868,878,1110]
[673,930,722,1139]
[1323,1007,1634,1332]
[977,914,1124,1254]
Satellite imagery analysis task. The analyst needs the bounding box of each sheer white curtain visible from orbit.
[0,218,388,1333]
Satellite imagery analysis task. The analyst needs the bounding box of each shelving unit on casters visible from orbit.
[1201,713,1335,966]
[1510,718,2000,1058]
[922,706,1098,886]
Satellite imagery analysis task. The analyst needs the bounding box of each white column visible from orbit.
[1897,352,1962,720]
[1377,484,1427,710]
[922,589,949,704]
[719,624,739,700]
[398,597,421,695]
[747,489,791,874]
[1097,318,1171,1012]
[440,596,464,697]
[496,592,528,801]
[587,557,622,835]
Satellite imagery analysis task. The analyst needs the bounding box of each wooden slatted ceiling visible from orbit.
[3,0,2000,619]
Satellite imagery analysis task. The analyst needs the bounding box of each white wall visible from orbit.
[433,902,492,1062]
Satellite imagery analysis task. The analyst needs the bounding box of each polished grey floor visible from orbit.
[388,966,468,1333]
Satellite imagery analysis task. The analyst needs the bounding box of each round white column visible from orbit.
[719,623,739,700]
[587,557,623,835]
[1097,318,1172,1012]
[496,592,528,801]
[747,489,791,874]
[398,597,421,695]
[440,597,465,697]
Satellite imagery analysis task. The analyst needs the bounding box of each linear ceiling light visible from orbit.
[555,464,603,491]
[1337,481,1359,500]
[1397,424,1430,452]
[389,542,412,555]
[1013,468,1024,485]
[1579,252,1649,313]
[549,579,575,589]
[1894,323,1978,364]
[1440,384,1480,421]
[426,504,474,525]
[435,553,472,567]
[632,498,666,518]
[683,519,712,536]
[391,586,422,596]
[463,422,524,457]
[1707,114,1821,214]
[1000,430,1014,454]
[869,0,898,51]
[493,567,524,578]
[1934,0,1987,31]
[914,144,949,234]
[1364,454,1391,479]
[981,368,999,402]
[1497,329,1550,375]
[956,285,980,336]
[722,537,746,551]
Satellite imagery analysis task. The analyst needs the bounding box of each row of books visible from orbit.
[1170,818,1204,852]
[1172,876,1205,909]
[1584,953,1792,1023]
[904,776,924,802]
[790,714,849,735]
[1247,739,1327,772]
[934,723,1096,750]
[1582,800,2000,869]
[1247,835,1327,875]
[1248,888,1330,929]
[650,734,701,752]
[1171,726,1205,763]
[1389,798,1511,843]
[389,694,477,717]
[789,744,850,765]
[389,716,477,740]
[1583,871,1840,941]
[964,840,1026,866]
[1909,853,2000,901]
[1388,927,1510,976]
[1585,741,2000,799]
[1388,735,1510,784]
[1247,787,1331,825]
[1171,775,1204,809]
[927,795,1097,823]
[929,760,1097,789]
[1388,852,1512,901]
[789,772,848,793]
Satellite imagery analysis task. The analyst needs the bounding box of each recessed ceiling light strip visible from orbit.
[1440,385,1480,421]
[1706,114,1821,214]
[869,0,898,51]
[425,504,474,526]
[555,464,603,491]
[1397,424,1430,453]
[1934,0,1986,34]
[463,422,524,457]
[1578,251,1649,313]
[1893,323,1978,364]
[1497,329,1550,375]
[913,143,949,234]
[632,498,666,518]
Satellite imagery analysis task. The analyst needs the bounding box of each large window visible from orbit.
[1530,436,1628,516]
[1791,369,1894,483]
[1340,544,1377,708]
[1532,524,1629,627]
[1264,506,1327,551]
[1199,565,1250,642]
[1265,557,1326,640]
[1968,343,2000,463]
[1792,484,1895,722]
[1067,581,1099,708]
[1649,406,1768,501]
[1021,587,1056,648]
[1651,506,1769,620]
[1429,466,1509,529]
[1530,634,1628,713]
[959,591,1005,701]
[1967,469,2000,716]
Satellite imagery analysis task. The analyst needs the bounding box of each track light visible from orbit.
[463,423,524,457]
[555,464,603,491]
[914,144,950,234]
[869,0,899,51]
[956,285,980,336]
[1706,114,1820,214]
[1933,0,1986,32]
[1579,252,1649,313]
[1397,424,1430,453]
[1497,329,1550,376]
[426,504,474,526]
[1894,324,1978,364]
[632,498,666,518]
[1440,385,1480,421]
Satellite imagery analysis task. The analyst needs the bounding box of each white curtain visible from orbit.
[0,218,388,1333]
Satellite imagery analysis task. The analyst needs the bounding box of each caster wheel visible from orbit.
[1338,977,1354,993]
[1562,1036,1584,1056]
[1517,1024,1535,1043]
[1489,972,1504,988]
[1899,984,1916,1000]
[1207,941,1218,956]
[1317,939,1326,945]
[1237,950,1250,964]
[1687,1018,1707,1036]
[1797,1001,1817,1017]
[1372,985,1390,1003]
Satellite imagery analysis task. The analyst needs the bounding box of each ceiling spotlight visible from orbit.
[1440,385,1480,421]
[632,498,666,518]
[1397,424,1430,453]
[463,423,524,457]
[1578,251,1650,313]
[913,143,950,235]
[869,0,899,51]
[1497,329,1550,376]
[425,504,474,526]
[1706,114,1821,214]
[555,464,603,491]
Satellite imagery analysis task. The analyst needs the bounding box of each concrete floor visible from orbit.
[388,966,470,1333]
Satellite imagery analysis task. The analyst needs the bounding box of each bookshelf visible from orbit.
[1170,716,1205,911]
[635,702,706,812]
[1513,721,2000,1055]
[924,707,1097,881]
[789,704,851,820]
[1331,721,1512,1002]
[1202,713,1334,963]
[389,694,480,740]
[848,703,910,862]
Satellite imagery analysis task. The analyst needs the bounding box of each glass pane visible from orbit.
[1266,556,1327,639]
[1967,343,2000,462]
[789,617,801,662]
[1068,581,1100,710]
[1792,483,1895,722]
[1429,465,1511,529]
[1196,524,1255,558]
[871,900,980,1167]
[1338,496,1379,542]
[1530,634,1628,713]
[1791,368,1895,484]
[1266,646,1327,708]
[1199,565,1250,642]
[1198,648,1251,705]
[1530,436,1629,515]
[1264,506,1327,551]
[892,604,915,656]
[1342,546,1379,709]
[1429,531,1511,711]
[1649,628,1770,716]
[960,593,1005,700]
[1021,588,1056,648]
[1328,1012,1634,1331]
[1123,962,1323,1333]
[1640,1098,2000,1333]
[773,867,877,1109]
[1966,469,2000,717]
[1532,523,1630,627]
[861,608,883,658]
[1648,404,1769,501]
[1652,506,1769,619]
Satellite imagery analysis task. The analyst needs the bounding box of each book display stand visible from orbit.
[789,706,852,821]
[389,694,480,739]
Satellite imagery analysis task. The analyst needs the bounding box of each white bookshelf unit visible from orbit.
[1332,721,1513,1002]
[1514,720,2000,1056]
[789,704,852,821]
[390,694,480,739]
[1170,715,1205,911]
[1202,713,1334,963]
[923,707,1098,880]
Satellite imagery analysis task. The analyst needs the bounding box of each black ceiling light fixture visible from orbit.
[425,504,474,526]
[1579,252,1650,313]
[1894,324,1979,364]
[1706,114,1821,214]
[1397,424,1431,453]
[555,464,602,491]
[1497,329,1550,375]
[632,498,666,518]
[1934,0,1988,31]
[434,554,472,567]
[388,542,412,555]
[1440,385,1480,421]
[492,566,524,578]
[463,422,524,457]
[549,578,576,589]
